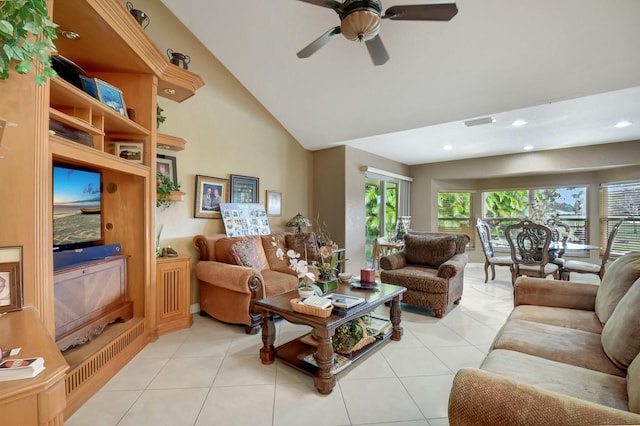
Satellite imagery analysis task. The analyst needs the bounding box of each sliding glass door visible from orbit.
[365,177,397,265]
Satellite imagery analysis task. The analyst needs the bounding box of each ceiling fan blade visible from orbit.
[365,35,389,66]
[297,26,341,58]
[384,3,458,21]
[297,0,342,12]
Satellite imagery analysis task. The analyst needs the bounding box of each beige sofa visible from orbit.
[192,232,322,334]
[380,232,470,317]
[448,252,640,425]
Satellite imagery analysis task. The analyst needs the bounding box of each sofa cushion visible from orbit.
[509,305,603,334]
[628,354,640,414]
[492,319,625,377]
[215,237,246,265]
[285,232,321,263]
[601,278,640,370]
[261,269,298,297]
[481,349,630,411]
[404,233,457,267]
[231,238,264,270]
[261,233,290,273]
[595,252,640,324]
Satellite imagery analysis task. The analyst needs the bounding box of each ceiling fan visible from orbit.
[296,0,458,65]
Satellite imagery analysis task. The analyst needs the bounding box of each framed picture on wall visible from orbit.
[194,174,228,219]
[0,246,23,314]
[156,154,177,186]
[266,190,281,216]
[230,174,259,204]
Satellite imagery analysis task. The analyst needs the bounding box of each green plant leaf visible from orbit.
[15,60,30,74]
[0,20,14,36]
[23,21,42,34]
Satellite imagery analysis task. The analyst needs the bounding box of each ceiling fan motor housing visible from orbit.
[340,0,383,41]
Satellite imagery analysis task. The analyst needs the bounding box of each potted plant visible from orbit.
[156,104,166,128]
[0,0,58,85]
[156,172,181,208]
[295,281,324,299]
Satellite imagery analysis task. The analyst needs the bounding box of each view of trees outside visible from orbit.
[365,181,397,262]
[483,187,587,244]
[437,192,472,245]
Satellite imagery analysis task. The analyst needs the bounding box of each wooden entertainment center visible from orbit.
[0,0,203,422]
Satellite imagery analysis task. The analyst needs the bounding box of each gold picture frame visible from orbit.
[0,246,23,313]
[194,174,228,219]
[266,190,282,216]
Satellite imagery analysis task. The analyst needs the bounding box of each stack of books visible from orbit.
[0,357,45,381]
[323,294,365,316]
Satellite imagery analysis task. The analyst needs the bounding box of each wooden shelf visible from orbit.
[157,133,186,151]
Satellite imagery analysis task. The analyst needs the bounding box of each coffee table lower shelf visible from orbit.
[275,331,392,376]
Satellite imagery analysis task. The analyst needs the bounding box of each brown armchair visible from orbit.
[380,232,470,318]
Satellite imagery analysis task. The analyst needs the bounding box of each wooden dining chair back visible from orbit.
[476,218,513,283]
[562,218,624,281]
[545,218,571,270]
[372,237,390,271]
[505,220,559,285]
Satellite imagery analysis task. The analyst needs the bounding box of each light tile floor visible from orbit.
[65,264,597,426]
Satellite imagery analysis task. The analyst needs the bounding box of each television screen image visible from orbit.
[53,165,102,251]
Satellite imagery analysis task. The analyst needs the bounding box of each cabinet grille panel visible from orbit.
[162,269,181,315]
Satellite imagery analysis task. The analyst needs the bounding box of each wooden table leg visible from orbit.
[390,295,403,341]
[312,328,336,394]
[259,310,276,364]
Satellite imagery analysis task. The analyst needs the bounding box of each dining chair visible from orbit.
[545,218,571,272]
[562,218,624,281]
[476,218,513,283]
[505,220,560,285]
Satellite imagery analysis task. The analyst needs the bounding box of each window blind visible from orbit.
[600,181,640,255]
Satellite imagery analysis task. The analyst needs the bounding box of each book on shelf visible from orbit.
[301,352,352,374]
[367,315,393,337]
[0,357,45,381]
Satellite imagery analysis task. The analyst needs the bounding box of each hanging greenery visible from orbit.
[0,0,58,85]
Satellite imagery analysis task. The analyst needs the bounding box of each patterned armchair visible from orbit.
[380,232,470,318]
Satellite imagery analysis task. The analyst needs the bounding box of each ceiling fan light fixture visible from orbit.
[341,9,381,41]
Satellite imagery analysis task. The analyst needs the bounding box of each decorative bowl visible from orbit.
[338,273,352,282]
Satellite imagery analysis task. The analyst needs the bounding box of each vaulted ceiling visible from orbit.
[160,0,640,165]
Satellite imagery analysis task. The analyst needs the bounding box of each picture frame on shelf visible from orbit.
[266,190,282,216]
[195,174,228,219]
[0,246,23,314]
[109,141,144,163]
[95,78,127,116]
[79,75,100,100]
[156,154,177,186]
[230,174,259,204]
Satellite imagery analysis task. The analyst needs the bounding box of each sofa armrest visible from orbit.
[380,252,407,271]
[194,261,263,295]
[438,253,468,279]
[449,368,640,425]
[514,276,598,310]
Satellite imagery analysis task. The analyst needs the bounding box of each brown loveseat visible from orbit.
[192,232,322,334]
[380,232,470,317]
[448,252,640,425]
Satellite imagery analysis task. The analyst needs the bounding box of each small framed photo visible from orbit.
[0,246,23,314]
[195,175,228,219]
[230,174,259,204]
[266,190,282,216]
[157,154,177,186]
[95,78,127,116]
[79,75,100,100]
[110,141,144,163]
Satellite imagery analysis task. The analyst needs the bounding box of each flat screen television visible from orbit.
[52,163,103,252]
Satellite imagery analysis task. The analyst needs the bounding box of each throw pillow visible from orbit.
[231,238,263,270]
[214,237,246,265]
[601,278,640,370]
[262,233,290,273]
[285,232,322,263]
[595,252,640,324]
[404,233,457,268]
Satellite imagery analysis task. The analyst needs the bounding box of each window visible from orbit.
[482,187,588,250]
[600,181,640,255]
[437,192,474,247]
[365,179,397,263]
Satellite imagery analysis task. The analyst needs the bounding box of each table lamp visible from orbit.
[286,212,312,234]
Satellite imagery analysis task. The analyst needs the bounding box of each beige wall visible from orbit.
[131,1,314,304]
[410,140,640,263]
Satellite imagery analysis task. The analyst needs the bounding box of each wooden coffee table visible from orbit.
[255,282,406,394]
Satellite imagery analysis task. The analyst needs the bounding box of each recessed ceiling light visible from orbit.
[463,116,495,127]
[523,145,534,151]
[443,144,453,151]
[512,119,527,127]
[614,120,632,128]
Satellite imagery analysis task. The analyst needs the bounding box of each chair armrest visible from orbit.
[449,368,640,425]
[194,261,262,295]
[379,252,407,271]
[514,276,598,310]
[438,253,468,279]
